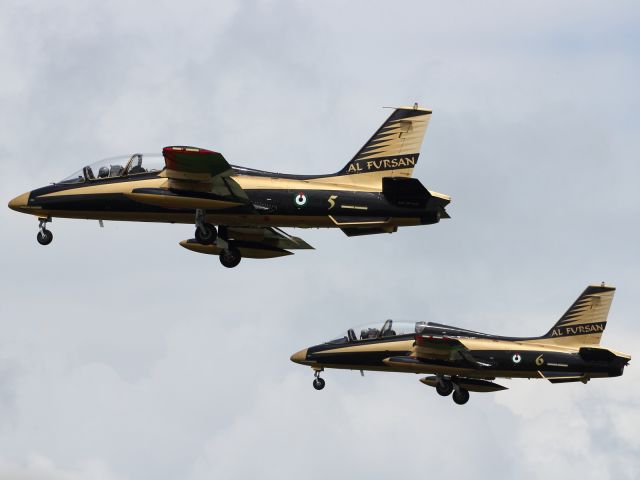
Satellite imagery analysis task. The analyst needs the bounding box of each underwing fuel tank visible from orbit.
[420,376,507,393]
[179,239,292,259]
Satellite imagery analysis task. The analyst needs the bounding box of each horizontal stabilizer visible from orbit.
[538,371,591,384]
[340,226,398,237]
[382,177,430,208]
[329,215,391,227]
[420,376,507,393]
[579,347,617,362]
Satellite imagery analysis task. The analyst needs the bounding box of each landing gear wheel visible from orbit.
[219,247,241,268]
[436,379,454,396]
[37,229,53,246]
[452,388,470,405]
[195,223,217,244]
[313,378,325,390]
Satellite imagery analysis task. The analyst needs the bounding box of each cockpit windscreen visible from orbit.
[327,320,421,344]
[58,153,165,184]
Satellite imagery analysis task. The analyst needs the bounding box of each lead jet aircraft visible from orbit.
[8,105,450,267]
[291,284,630,405]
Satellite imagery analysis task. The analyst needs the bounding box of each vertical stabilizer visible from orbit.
[334,106,432,187]
[537,285,615,347]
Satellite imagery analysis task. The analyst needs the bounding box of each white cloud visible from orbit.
[1,0,639,479]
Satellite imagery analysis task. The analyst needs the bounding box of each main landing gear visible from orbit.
[36,217,53,246]
[194,209,217,245]
[219,246,241,269]
[194,209,242,268]
[452,388,470,405]
[435,377,454,396]
[436,375,469,405]
[312,370,325,390]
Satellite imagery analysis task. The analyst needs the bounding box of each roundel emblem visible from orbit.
[512,353,522,364]
[294,192,307,207]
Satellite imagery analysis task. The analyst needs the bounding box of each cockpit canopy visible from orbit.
[58,153,165,184]
[328,320,429,344]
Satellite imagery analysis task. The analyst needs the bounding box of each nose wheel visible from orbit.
[194,209,217,245]
[312,370,325,390]
[36,218,53,246]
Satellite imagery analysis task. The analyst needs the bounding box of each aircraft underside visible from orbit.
[12,174,446,267]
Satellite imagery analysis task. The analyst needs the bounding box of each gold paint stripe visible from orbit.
[340,205,368,210]
[124,193,241,210]
[39,178,168,197]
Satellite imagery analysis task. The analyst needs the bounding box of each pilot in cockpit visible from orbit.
[97,166,110,179]
[360,328,380,340]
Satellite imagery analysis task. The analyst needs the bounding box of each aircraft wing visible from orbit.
[538,371,591,384]
[180,226,314,259]
[225,226,314,251]
[414,334,468,360]
[162,146,249,201]
[413,334,492,367]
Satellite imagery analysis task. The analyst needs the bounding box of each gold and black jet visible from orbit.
[291,285,630,405]
[7,105,450,268]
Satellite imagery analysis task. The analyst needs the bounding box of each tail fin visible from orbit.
[538,285,615,347]
[334,105,432,187]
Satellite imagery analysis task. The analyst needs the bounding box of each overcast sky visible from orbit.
[1,1,639,479]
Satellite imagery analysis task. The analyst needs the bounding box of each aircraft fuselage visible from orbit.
[292,334,627,381]
[9,168,445,229]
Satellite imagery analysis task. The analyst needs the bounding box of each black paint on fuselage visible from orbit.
[25,169,442,224]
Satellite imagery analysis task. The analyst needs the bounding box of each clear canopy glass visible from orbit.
[327,320,421,344]
[58,153,165,184]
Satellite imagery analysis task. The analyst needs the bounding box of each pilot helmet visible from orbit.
[98,166,110,178]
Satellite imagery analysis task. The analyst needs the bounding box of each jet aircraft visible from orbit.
[8,105,450,267]
[291,285,630,405]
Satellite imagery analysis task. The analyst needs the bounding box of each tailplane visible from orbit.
[537,284,615,347]
[334,105,432,187]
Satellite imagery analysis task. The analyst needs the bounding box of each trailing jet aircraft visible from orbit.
[291,284,630,405]
[7,105,450,267]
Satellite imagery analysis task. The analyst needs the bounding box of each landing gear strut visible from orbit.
[312,370,325,390]
[194,209,217,245]
[36,217,53,246]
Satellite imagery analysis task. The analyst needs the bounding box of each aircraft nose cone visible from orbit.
[290,348,308,364]
[8,192,29,212]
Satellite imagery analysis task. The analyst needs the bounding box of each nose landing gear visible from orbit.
[36,217,53,246]
[312,370,325,390]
